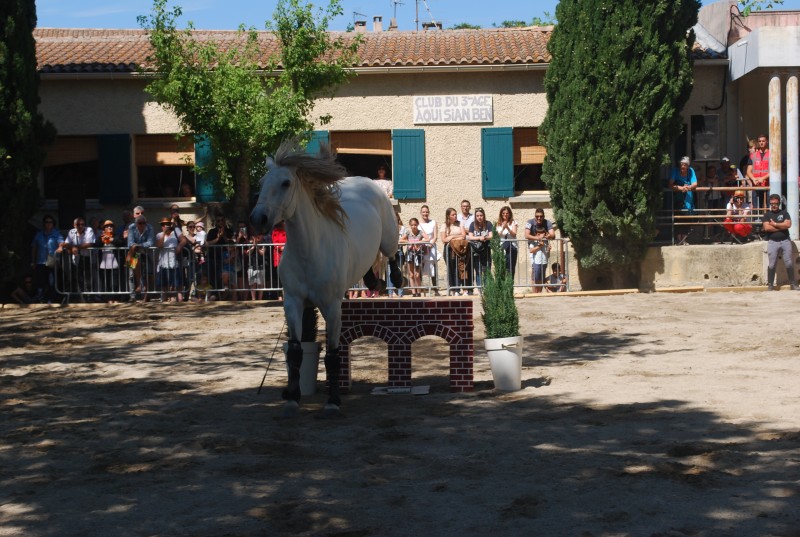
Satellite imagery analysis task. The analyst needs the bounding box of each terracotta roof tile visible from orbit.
[34,27,553,74]
[33,26,716,74]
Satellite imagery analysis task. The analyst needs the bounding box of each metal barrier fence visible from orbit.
[54,242,285,303]
[657,186,769,245]
[52,237,570,302]
[440,237,570,295]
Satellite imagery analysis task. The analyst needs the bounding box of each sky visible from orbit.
[34,0,800,32]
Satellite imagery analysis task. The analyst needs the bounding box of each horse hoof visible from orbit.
[320,403,344,419]
[281,400,300,418]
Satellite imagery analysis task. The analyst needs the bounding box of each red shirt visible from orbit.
[271,227,286,267]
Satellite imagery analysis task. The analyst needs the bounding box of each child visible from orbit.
[196,272,215,302]
[545,262,567,293]
[403,217,430,297]
[193,221,207,265]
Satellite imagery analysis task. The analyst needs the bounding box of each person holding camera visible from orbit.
[525,208,555,294]
[723,190,753,243]
[156,217,185,302]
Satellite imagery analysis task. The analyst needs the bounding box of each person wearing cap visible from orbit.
[668,156,698,244]
[723,190,753,243]
[761,194,799,290]
[127,215,154,301]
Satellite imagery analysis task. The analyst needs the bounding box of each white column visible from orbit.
[788,76,799,240]
[769,76,782,198]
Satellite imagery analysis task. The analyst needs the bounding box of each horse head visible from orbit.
[250,156,299,232]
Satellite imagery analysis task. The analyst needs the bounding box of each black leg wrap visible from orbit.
[389,260,403,290]
[282,339,302,402]
[363,268,378,291]
[324,347,342,407]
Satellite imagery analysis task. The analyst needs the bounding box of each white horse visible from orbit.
[251,140,403,416]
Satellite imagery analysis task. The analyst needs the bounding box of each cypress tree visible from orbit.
[0,0,55,287]
[540,0,699,288]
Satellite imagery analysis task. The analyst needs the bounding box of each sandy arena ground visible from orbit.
[1,291,800,537]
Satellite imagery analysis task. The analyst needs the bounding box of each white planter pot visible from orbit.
[484,336,523,391]
[283,342,321,396]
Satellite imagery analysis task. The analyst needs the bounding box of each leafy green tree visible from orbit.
[0,0,55,289]
[138,0,359,220]
[494,20,528,28]
[531,12,557,26]
[739,0,783,16]
[540,0,699,288]
[451,22,481,29]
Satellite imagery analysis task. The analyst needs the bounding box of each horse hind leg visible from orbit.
[388,255,403,290]
[322,347,344,418]
[282,339,303,417]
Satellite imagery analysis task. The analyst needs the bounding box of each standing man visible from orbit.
[457,199,474,231]
[56,217,96,297]
[746,134,770,210]
[127,215,154,301]
[525,208,556,293]
[762,193,798,291]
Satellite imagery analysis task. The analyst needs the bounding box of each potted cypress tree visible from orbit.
[481,234,522,391]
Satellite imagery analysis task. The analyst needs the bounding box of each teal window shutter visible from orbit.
[306,130,329,154]
[194,134,225,202]
[481,127,514,198]
[97,134,132,204]
[392,129,426,199]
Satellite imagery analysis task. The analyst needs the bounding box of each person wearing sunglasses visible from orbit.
[56,217,96,297]
[31,214,62,302]
[762,194,799,291]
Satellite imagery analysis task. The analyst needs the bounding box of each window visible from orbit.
[318,129,426,199]
[42,136,100,199]
[331,130,393,178]
[513,128,546,192]
[134,134,195,198]
[482,127,546,197]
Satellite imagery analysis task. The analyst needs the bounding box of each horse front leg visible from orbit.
[281,296,304,417]
[321,301,344,417]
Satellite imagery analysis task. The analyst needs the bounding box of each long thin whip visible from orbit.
[257,318,286,394]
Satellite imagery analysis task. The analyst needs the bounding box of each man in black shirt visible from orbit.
[761,193,798,291]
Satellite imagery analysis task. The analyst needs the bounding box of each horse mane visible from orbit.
[274,139,347,228]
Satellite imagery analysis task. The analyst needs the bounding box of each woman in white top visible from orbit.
[495,205,518,280]
[418,205,439,294]
[156,218,185,302]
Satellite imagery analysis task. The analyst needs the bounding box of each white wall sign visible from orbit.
[413,94,493,124]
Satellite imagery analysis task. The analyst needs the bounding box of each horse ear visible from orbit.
[266,156,275,169]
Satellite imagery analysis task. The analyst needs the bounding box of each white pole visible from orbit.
[787,76,799,240]
[769,76,782,199]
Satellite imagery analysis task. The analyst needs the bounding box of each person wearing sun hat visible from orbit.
[98,219,122,300]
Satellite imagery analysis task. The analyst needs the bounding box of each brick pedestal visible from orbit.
[339,298,474,392]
